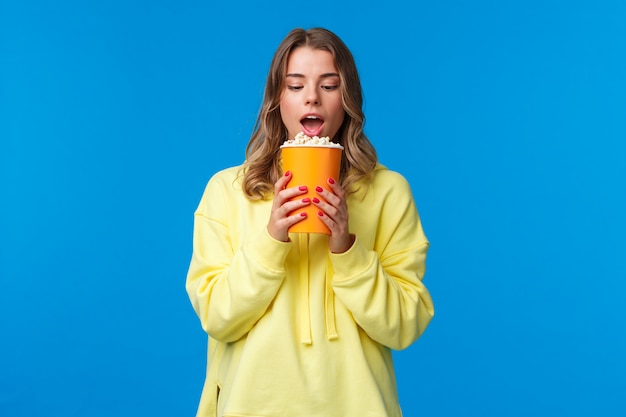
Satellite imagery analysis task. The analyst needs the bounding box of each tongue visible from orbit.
[302,118,323,133]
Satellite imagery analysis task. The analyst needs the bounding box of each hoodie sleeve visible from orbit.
[185,173,292,343]
[330,172,434,350]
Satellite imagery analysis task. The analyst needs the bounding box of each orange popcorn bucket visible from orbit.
[281,145,343,234]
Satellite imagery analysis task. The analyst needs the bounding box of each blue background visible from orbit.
[1,0,625,416]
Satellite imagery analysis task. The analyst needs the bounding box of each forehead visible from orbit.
[285,46,338,75]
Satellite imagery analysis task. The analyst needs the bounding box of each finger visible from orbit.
[267,196,310,241]
[316,209,335,229]
[326,177,345,198]
[273,183,308,210]
[274,170,293,194]
[277,185,308,206]
[317,210,351,249]
[314,185,341,208]
[288,211,309,227]
[311,196,340,219]
[316,209,348,241]
[278,196,311,217]
[312,187,348,232]
[272,209,309,229]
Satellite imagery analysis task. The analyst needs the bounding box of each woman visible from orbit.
[186,27,434,417]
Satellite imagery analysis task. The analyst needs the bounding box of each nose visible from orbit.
[305,86,320,105]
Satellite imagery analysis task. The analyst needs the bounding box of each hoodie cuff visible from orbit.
[247,227,293,273]
[329,236,374,282]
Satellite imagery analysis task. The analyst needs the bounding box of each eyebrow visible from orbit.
[286,72,340,78]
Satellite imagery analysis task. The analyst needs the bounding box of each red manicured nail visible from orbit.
[299,186,307,191]
[300,212,307,217]
[284,171,291,176]
[312,197,320,203]
[315,186,323,192]
[302,198,311,203]
[328,178,335,184]
[318,211,324,217]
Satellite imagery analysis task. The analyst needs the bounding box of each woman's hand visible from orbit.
[313,178,355,253]
[267,171,310,242]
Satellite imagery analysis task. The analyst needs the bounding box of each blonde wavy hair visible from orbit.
[242,27,377,200]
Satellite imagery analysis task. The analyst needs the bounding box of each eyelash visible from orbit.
[287,85,338,91]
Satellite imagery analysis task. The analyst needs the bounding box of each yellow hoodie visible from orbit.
[186,164,434,417]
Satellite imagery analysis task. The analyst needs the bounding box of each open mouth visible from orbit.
[300,115,324,136]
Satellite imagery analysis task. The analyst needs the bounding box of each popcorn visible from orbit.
[281,132,344,149]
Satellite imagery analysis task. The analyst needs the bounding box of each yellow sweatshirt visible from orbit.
[186,164,434,417]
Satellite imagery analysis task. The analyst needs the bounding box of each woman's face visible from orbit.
[279,46,346,141]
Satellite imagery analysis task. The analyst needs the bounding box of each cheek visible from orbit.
[331,105,346,126]
[279,98,299,137]
[331,95,345,117]
[279,100,290,123]
[279,96,295,119]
